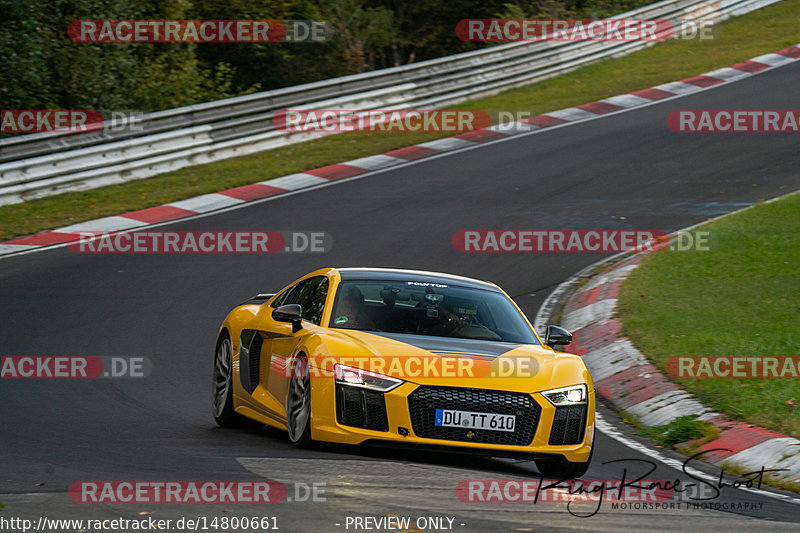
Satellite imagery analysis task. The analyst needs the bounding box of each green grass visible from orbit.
[719,461,800,493]
[618,192,800,437]
[637,415,719,449]
[2,0,800,241]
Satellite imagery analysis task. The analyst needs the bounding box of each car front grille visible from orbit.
[548,405,587,445]
[335,384,389,432]
[407,386,540,446]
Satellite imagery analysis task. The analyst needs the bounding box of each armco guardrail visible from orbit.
[0,0,781,205]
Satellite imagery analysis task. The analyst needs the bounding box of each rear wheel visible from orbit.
[286,355,313,448]
[212,331,246,427]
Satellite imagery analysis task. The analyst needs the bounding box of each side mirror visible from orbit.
[545,325,572,349]
[272,304,303,333]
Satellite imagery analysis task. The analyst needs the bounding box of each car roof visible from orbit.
[335,267,501,292]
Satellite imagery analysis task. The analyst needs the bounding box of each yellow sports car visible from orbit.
[213,267,595,477]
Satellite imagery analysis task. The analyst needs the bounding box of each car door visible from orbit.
[264,276,330,417]
[238,279,307,417]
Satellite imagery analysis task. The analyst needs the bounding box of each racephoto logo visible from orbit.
[273,110,491,133]
[668,110,800,132]
[68,20,286,43]
[69,481,287,503]
[67,231,331,254]
[0,356,151,379]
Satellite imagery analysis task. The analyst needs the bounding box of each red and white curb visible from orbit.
[2,44,800,258]
[533,230,800,487]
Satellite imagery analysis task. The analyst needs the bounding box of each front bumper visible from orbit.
[310,378,595,463]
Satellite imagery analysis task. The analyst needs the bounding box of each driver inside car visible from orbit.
[418,293,469,337]
[332,285,375,330]
[420,297,501,340]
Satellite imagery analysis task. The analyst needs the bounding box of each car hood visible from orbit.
[316,330,591,393]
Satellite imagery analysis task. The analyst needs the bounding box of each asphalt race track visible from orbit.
[1,59,799,532]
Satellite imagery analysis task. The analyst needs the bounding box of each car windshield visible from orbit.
[329,280,539,344]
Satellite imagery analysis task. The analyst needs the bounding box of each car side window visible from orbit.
[271,280,306,308]
[295,276,329,325]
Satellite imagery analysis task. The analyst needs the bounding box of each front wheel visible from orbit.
[286,355,313,448]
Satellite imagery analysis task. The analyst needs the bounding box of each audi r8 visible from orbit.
[212,267,595,477]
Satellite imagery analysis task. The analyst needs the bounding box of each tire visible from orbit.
[286,354,313,448]
[212,331,246,427]
[535,430,595,478]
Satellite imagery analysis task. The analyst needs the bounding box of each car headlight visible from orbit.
[542,384,587,405]
[334,363,403,392]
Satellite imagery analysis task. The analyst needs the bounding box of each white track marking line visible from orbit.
[596,410,800,504]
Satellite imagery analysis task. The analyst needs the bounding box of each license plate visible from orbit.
[434,409,515,432]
